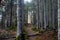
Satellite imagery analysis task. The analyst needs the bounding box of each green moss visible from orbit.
[8,26,17,31]
[32,26,39,32]
[15,35,21,40]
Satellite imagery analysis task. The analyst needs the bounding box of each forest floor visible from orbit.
[0,29,16,40]
[24,24,58,40]
[0,24,58,40]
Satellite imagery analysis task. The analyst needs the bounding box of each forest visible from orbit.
[0,0,58,40]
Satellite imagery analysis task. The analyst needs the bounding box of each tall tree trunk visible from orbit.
[2,5,5,29]
[43,0,47,29]
[17,0,24,40]
[36,0,40,29]
[10,0,12,27]
[38,0,44,31]
[7,0,13,27]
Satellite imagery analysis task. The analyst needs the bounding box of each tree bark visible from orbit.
[17,0,24,40]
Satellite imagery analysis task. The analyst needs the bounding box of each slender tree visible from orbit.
[1,0,6,29]
[17,0,24,40]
